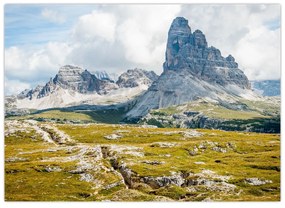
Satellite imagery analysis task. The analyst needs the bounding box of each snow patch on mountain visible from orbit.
[15,85,149,110]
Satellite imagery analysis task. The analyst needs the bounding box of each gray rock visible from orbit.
[17,85,43,100]
[245,178,272,186]
[104,134,122,140]
[80,173,94,182]
[212,146,227,153]
[44,166,62,172]
[104,180,124,190]
[5,157,28,163]
[142,174,184,189]
[69,169,86,174]
[194,161,205,165]
[142,160,165,165]
[189,146,199,156]
[116,68,158,88]
[150,142,176,148]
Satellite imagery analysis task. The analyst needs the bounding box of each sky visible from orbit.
[4,4,281,95]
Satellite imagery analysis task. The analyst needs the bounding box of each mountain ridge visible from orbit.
[8,65,158,110]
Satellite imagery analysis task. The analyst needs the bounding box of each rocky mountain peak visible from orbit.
[58,65,84,73]
[125,17,256,120]
[116,68,158,88]
[170,17,191,34]
[163,17,249,89]
[193,30,208,49]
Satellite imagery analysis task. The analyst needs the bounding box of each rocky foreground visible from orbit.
[5,120,280,201]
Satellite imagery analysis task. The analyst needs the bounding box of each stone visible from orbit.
[80,173,94,182]
[150,142,176,148]
[104,134,122,140]
[142,174,184,189]
[194,161,205,165]
[142,160,165,165]
[5,157,28,162]
[44,166,62,172]
[245,178,273,186]
[140,125,158,128]
[212,146,227,153]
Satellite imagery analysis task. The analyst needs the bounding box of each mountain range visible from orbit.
[5,16,280,132]
[7,66,158,110]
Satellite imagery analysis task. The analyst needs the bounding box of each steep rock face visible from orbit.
[29,65,119,99]
[53,65,118,94]
[37,78,57,98]
[17,85,43,100]
[93,71,114,81]
[125,17,256,120]
[163,17,250,89]
[116,68,158,88]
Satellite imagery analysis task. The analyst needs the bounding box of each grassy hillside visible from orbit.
[7,107,127,124]
[144,98,280,133]
[5,120,280,201]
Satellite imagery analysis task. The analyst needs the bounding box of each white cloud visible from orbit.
[5,42,72,83]
[69,5,181,72]
[72,11,117,42]
[235,27,280,80]
[41,8,66,24]
[116,5,181,69]
[4,77,31,95]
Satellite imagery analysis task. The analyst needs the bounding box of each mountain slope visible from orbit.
[126,17,258,121]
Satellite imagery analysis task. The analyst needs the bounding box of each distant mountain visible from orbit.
[93,71,114,81]
[7,65,158,110]
[251,80,280,96]
[125,17,257,121]
[116,68,159,88]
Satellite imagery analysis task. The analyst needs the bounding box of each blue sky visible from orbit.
[4,4,281,95]
[5,4,96,47]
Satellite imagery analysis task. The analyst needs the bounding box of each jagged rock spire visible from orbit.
[163,16,250,89]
